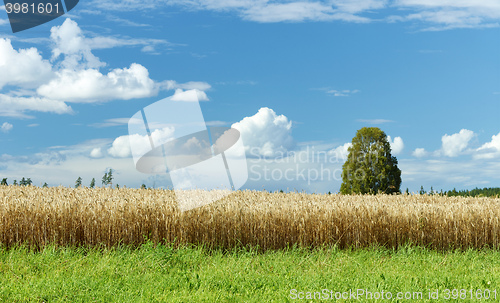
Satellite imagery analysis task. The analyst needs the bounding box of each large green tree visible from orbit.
[340,127,401,194]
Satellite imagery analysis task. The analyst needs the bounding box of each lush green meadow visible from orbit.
[0,243,499,302]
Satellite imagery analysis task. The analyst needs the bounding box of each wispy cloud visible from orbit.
[326,89,360,97]
[389,0,500,30]
[356,119,394,124]
[88,0,500,30]
[0,94,73,118]
[216,80,258,86]
[106,15,151,27]
[206,120,230,127]
[1,122,13,133]
[90,118,142,128]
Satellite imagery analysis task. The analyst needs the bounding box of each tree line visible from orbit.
[0,168,152,190]
[442,187,500,198]
[2,169,118,189]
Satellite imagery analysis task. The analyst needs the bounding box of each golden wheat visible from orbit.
[0,186,499,250]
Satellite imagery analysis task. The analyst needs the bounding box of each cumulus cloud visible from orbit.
[412,129,500,160]
[232,107,294,157]
[108,135,142,158]
[412,147,428,158]
[108,127,175,158]
[1,122,13,133]
[441,129,475,157]
[0,18,210,117]
[0,38,54,89]
[387,136,404,155]
[474,132,500,159]
[50,18,104,70]
[169,89,209,102]
[50,18,175,59]
[37,63,157,102]
[90,147,103,158]
[329,142,352,160]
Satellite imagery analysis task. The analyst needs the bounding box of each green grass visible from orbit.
[0,243,499,302]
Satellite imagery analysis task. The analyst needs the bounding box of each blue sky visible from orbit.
[0,0,499,193]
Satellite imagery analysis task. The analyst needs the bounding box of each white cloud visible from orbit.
[395,0,500,12]
[160,80,212,91]
[331,0,388,13]
[170,89,209,102]
[0,94,73,118]
[108,135,141,158]
[0,38,54,89]
[50,18,104,70]
[0,18,211,117]
[91,0,500,29]
[356,119,393,124]
[141,45,157,54]
[93,0,372,23]
[232,107,294,157]
[90,147,103,158]
[1,122,12,133]
[37,63,157,102]
[108,127,175,158]
[87,36,175,52]
[391,0,500,30]
[243,2,364,23]
[387,136,404,155]
[412,147,428,158]
[326,89,360,97]
[474,132,500,159]
[412,129,500,160]
[441,129,475,157]
[0,18,194,117]
[329,142,352,160]
[91,117,143,128]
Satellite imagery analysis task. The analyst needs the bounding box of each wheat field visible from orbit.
[0,186,499,250]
